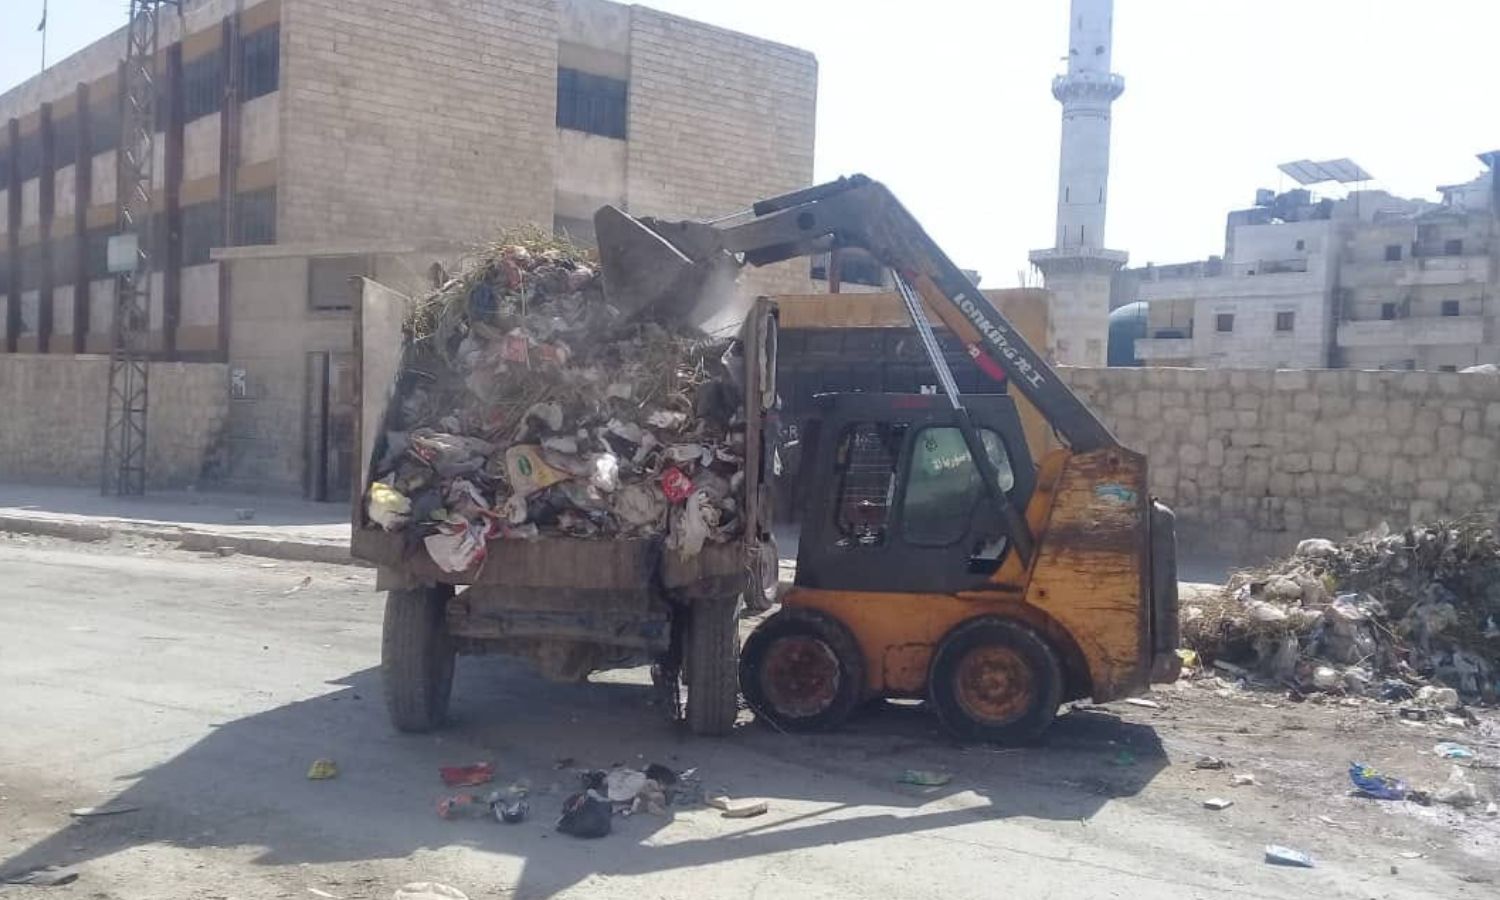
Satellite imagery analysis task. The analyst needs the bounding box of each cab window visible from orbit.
[901,427,1013,546]
[832,422,907,546]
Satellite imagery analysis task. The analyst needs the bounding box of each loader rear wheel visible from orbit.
[928,617,1062,745]
[685,595,741,737]
[740,609,864,732]
[382,586,455,733]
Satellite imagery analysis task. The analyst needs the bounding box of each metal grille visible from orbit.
[103,1,178,497]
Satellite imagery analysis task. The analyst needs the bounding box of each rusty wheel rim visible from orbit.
[760,636,841,719]
[954,645,1033,725]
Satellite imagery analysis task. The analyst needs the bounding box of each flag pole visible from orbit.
[39,0,49,72]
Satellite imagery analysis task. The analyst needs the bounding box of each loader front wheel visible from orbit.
[382,586,455,733]
[684,595,741,736]
[927,617,1062,745]
[740,609,864,732]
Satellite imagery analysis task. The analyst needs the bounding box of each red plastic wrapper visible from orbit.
[661,467,694,504]
[439,761,495,787]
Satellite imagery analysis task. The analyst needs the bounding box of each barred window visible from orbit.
[85,228,113,280]
[181,201,222,265]
[89,93,120,155]
[182,50,224,121]
[234,187,276,246]
[308,256,368,311]
[242,26,280,100]
[52,114,78,168]
[556,68,627,139]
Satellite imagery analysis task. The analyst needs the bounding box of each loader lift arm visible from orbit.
[596,175,1122,566]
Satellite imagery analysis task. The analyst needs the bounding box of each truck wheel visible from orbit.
[927,617,1062,745]
[740,609,864,732]
[382,586,455,733]
[685,595,741,736]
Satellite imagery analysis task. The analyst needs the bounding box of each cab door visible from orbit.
[794,392,1034,595]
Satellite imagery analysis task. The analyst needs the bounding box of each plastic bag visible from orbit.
[1349,762,1408,800]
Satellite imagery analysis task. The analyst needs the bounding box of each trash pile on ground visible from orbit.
[432,757,705,837]
[1181,514,1500,701]
[364,231,749,573]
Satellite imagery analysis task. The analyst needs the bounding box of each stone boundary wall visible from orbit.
[1058,367,1500,562]
[0,356,228,489]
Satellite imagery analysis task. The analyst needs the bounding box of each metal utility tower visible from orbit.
[102,0,178,495]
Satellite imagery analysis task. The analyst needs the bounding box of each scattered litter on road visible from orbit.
[439,762,495,787]
[1194,755,1227,770]
[1396,851,1424,860]
[1264,845,1315,868]
[1124,698,1162,709]
[1,865,79,887]
[494,798,529,824]
[709,796,769,819]
[632,779,669,816]
[1203,797,1233,810]
[1486,801,1499,817]
[1231,774,1258,787]
[1349,762,1408,800]
[644,763,679,786]
[557,789,612,838]
[897,770,953,787]
[307,889,340,899]
[1433,742,1475,760]
[605,768,648,802]
[1432,765,1480,808]
[69,804,140,818]
[284,576,313,595]
[306,758,338,780]
[393,883,469,900]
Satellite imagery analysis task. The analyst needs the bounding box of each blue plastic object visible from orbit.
[1349,762,1408,800]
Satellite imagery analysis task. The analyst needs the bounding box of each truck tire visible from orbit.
[382,586,455,733]
[685,595,741,737]
[927,617,1062,745]
[740,608,864,732]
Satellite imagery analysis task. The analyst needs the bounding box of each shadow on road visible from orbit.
[2,658,1167,897]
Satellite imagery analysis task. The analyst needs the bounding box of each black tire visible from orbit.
[382,586,455,733]
[927,617,1063,744]
[685,595,741,736]
[740,608,864,732]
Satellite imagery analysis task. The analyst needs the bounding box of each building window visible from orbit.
[180,201,221,266]
[1215,313,1234,333]
[242,26,281,101]
[85,228,113,280]
[1443,238,1464,256]
[16,130,42,181]
[89,93,120,154]
[51,236,77,288]
[308,256,368,311]
[234,187,276,245]
[556,67,627,139]
[52,114,78,168]
[182,50,224,121]
[1294,239,1305,251]
[1441,299,1461,317]
[1384,243,1402,262]
[1275,311,1295,332]
[1381,302,1398,320]
[18,243,44,291]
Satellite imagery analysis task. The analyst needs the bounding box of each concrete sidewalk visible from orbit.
[0,483,355,565]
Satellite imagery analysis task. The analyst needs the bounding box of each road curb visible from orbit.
[0,514,362,567]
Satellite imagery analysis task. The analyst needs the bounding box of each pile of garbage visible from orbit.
[1183,514,1500,701]
[364,231,750,573]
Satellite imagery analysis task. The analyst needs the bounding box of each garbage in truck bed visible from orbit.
[362,230,749,573]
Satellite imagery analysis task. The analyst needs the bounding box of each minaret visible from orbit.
[1029,0,1128,367]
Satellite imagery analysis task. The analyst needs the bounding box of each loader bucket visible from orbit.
[593,205,742,329]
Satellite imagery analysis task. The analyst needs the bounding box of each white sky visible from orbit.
[5,0,1498,285]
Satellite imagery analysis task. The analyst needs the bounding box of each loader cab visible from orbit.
[794,392,1036,594]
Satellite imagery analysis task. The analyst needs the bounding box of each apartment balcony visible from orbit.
[1396,255,1490,287]
[1336,314,1484,348]
[1134,336,1195,360]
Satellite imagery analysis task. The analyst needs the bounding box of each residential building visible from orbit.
[1128,154,1500,371]
[0,0,817,495]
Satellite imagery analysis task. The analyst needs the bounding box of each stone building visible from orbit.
[1127,154,1500,372]
[0,0,817,496]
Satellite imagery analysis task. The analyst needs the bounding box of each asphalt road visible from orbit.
[0,533,1478,899]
